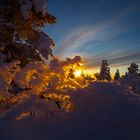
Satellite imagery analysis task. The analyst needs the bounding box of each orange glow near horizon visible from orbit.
[84,65,129,77]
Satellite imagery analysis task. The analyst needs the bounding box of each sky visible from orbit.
[44,0,140,75]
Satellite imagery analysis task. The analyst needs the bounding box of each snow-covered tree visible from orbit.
[125,72,128,77]
[0,0,72,118]
[0,0,56,66]
[0,1,91,121]
[114,69,120,81]
[98,60,112,81]
[119,63,140,96]
[128,62,139,77]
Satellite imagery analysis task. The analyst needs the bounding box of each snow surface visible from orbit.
[0,82,140,140]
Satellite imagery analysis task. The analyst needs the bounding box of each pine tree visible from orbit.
[125,72,128,77]
[128,62,139,76]
[114,69,120,81]
[0,0,56,67]
[98,60,112,81]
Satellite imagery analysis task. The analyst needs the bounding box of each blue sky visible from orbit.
[44,0,140,75]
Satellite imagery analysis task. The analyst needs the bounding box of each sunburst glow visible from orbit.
[74,70,82,77]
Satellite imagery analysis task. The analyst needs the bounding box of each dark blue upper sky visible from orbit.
[44,0,140,74]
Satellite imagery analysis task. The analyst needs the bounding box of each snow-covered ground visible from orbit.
[0,82,140,140]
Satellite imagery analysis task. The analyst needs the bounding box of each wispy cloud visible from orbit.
[85,51,140,69]
[55,3,138,58]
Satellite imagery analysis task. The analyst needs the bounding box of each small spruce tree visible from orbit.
[98,59,112,81]
[128,62,139,76]
[114,69,120,81]
[125,72,128,77]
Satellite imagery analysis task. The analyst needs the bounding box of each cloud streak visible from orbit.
[85,51,140,69]
[55,3,138,58]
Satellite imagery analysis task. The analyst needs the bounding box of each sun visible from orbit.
[74,70,82,77]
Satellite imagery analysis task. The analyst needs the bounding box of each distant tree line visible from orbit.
[94,60,140,82]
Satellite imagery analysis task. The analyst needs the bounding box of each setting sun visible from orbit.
[74,70,82,77]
